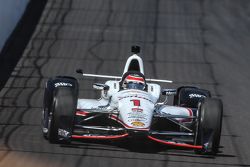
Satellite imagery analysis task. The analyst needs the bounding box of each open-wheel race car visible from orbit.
[42,46,223,155]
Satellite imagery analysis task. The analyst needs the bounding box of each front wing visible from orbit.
[65,108,204,150]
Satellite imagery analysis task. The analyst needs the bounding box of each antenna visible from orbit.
[131,46,140,54]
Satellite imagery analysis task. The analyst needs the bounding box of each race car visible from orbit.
[42,46,223,155]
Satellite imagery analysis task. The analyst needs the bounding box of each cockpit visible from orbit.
[120,71,146,91]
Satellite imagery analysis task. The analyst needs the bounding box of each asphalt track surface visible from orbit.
[1,0,250,166]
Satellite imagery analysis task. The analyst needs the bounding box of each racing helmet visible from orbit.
[123,74,145,90]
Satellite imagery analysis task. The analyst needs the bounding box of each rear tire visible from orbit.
[194,98,223,155]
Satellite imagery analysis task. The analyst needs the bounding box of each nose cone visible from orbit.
[117,92,154,130]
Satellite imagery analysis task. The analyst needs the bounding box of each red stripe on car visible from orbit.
[72,133,129,139]
[126,75,144,82]
[148,136,203,149]
[76,110,89,116]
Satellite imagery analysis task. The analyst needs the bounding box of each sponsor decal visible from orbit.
[118,95,153,103]
[127,112,148,123]
[128,118,147,123]
[128,118,145,122]
[189,93,206,99]
[58,129,70,137]
[131,108,143,112]
[128,112,147,119]
[131,121,145,127]
[54,82,72,87]
[130,99,140,106]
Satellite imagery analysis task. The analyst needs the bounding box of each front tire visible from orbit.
[194,98,223,155]
[47,87,77,143]
[42,76,78,143]
[174,86,211,108]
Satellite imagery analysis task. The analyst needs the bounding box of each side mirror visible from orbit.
[162,89,176,96]
[93,83,109,91]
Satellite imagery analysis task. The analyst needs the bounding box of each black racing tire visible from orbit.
[194,98,223,155]
[47,87,78,143]
[174,86,211,108]
[42,78,55,138]
[42,76,78,142]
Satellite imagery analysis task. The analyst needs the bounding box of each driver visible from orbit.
[122,74,146,90]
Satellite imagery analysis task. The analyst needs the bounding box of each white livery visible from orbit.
[77,54,191,131]
[42,46,223,155]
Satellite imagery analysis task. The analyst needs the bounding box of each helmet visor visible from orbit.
[126,82,144,90]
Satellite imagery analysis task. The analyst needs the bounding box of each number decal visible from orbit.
[130,99,140,106]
